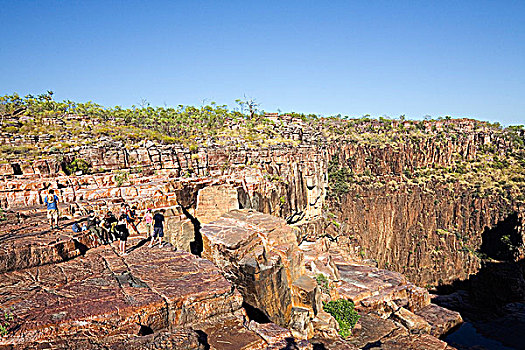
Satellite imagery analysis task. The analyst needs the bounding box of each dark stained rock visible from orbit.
[415,304,463,337]
[348,313,399,349]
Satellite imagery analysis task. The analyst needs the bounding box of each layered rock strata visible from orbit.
[2,118,524,290]
[201,209,316,337]
[0,235,307,349]
[201,210,462,348]
[1,144,326,226]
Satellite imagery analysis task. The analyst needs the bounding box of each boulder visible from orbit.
[349,313,400,349]
[415,304,463,337]
[392,307,431,334]
[201,209,304,327]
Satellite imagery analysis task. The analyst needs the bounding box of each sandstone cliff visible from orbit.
[3,116,524,288]
[2,99,525,348]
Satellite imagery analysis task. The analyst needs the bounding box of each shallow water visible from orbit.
[445,321,520,350]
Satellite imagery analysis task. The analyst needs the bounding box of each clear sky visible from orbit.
[1,1,524,125]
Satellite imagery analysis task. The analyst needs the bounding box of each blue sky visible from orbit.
[1,1,524,124]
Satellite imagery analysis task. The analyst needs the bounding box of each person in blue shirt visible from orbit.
[44,189,59,229]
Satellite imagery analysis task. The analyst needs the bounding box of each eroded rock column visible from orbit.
[201,209,321,338]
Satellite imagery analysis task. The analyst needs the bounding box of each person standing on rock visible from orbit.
[144,208,153,238]
[149,209,165,248]
[86,211,106,244]
[120,203,128,217]
[44,189,59,229]
[101,210,118,242]
[116,214,129,255]
[126,205,140,235]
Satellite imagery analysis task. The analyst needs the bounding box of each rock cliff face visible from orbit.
[334,181,523,286]
[1,144,326,225]
[2,117,524,348]
[3,120,524,289]
[324,127,525,287]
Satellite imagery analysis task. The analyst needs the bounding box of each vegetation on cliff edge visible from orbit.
[2,92,524,205]
[323,299,360,338]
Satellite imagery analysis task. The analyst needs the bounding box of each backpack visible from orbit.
[72,223,81,233]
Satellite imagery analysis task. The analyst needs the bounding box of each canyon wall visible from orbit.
[323,127,525,287]
[2,119,524,289]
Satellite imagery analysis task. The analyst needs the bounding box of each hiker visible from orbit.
[120,203,128,218]
[101,210,118,243]
[115,214,129,255]
[86,211,99,228]
[86,211,106,244]
[144,208,153,237]
[44,189,59,229]
[126,205,140,235]
[149,209,165,248]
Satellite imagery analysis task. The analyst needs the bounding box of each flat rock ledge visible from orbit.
[0,237,304,349]
[1,202,463,349]
[0,210,99,274]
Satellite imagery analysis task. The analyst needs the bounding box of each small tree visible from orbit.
[235,95,259,119]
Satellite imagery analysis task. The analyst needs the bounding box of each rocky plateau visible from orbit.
[1,114,524,349]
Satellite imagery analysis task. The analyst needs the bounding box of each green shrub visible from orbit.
[323,299,360,338]
[115,171,129,187]
[315,274,330,294]
[65,158,91,175]
[188,143,198,152]
[0,310,13,336]
[327,155,353,198]
[131,166,144,174]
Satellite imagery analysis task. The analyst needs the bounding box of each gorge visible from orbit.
[1,97,524,349]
